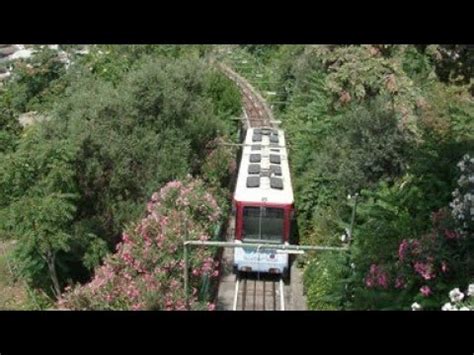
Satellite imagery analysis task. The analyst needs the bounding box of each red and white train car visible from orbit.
[233,127,294,278]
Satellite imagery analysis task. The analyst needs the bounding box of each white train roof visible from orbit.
[234,127,294,206]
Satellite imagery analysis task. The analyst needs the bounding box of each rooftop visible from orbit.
[234,127,294,205]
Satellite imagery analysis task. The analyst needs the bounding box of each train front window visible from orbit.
[242,207,261,240]
[261,208,284,242]
[243,207,284,243]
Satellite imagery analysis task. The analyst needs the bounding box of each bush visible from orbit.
[304,252,349,310]
[59,178,223,310]
[347,156,474,310]
[0,49,240,300]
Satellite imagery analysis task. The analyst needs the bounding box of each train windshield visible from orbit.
[243,206,284,243]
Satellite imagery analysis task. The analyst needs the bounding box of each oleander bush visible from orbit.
[59,178,222,310]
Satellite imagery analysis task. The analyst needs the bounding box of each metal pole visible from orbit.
[232,276,240,311]
[348,193,359,243]
[279,279,285,311]
[219,143,288,149]
[183,222,189,310]
[184,240,348,252]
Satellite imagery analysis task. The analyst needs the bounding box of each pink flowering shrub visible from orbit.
[364,264,389,289]
[420,285,431,297]
[396,209,459,282]
[359,206,472,309]
[58,177,222,310]
[344,155,473,310]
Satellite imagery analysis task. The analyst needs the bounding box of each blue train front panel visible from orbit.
[234,240,289,274]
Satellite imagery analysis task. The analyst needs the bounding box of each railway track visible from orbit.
[215,61,289,311]
[217,63,274,129]
[233,274,285,311]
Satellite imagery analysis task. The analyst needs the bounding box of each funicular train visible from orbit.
[232,127,294,281]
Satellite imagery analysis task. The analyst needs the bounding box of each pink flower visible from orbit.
[365,264,389,289]
[365,278,374,288]
[207,303,216,311]
[369,264,378,274]
[377,272,389,289]
[121,252,133,265]
[147,201,155,213]
[414,261,435,280]
[398,240,409,261]
[132,303,143,311]
[444,229,458,240]
[122,233,130,243]
[395,276,406,289]
[420,285,431,297]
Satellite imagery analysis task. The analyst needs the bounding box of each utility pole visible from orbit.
[183,220,189,310]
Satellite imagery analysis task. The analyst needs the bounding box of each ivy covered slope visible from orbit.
[224,45,473,310]
[0,45,241,307]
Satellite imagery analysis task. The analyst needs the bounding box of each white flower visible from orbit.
[351,263,355,269]
[449,288,465,303]
[442,302,456,311]
[347,194,352,200]
[411,302,422,311]
[467,284,474,297]
[459,306,470,311]
[340,234,347,242]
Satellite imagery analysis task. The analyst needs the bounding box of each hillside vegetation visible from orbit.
[0,45,240,308]
[220,45,473,310]
[0,44,472,310]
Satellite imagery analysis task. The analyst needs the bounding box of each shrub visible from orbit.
[348,156,474,310]
[0,51,240,299]
[304,252,349,310]
[58,178,223,310]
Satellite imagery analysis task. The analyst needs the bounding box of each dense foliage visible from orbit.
[1,44,472,310]
[222,45,473,310]
[59,178,222,310]
[0,45,240,305]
